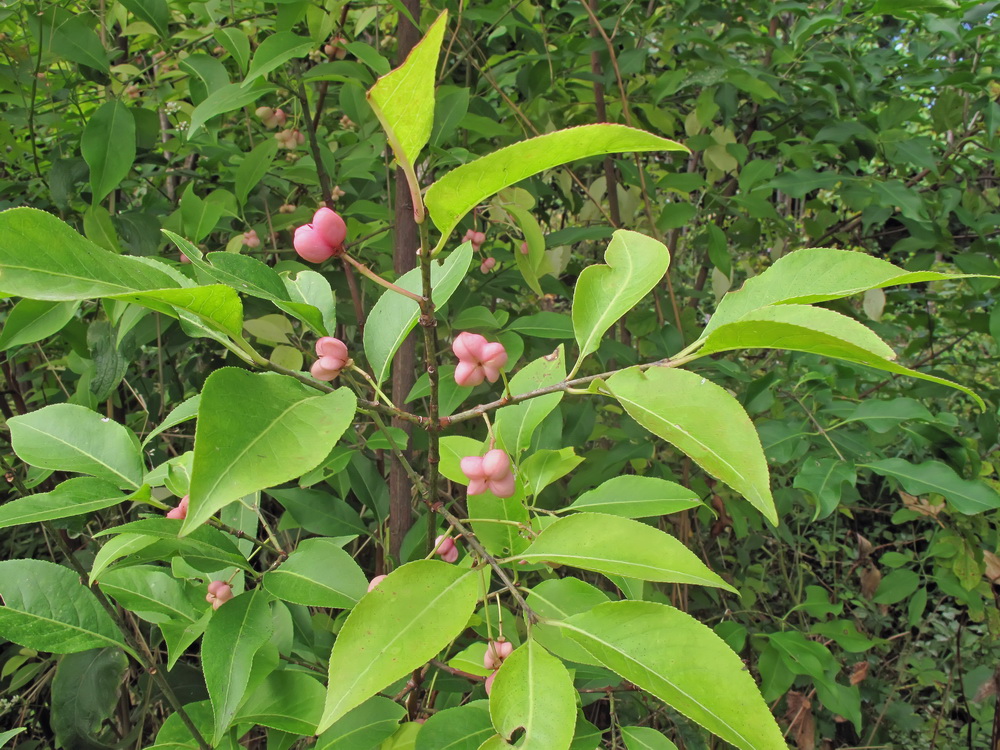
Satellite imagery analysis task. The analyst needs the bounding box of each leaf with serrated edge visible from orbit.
[517,513,734,591]
[318,560,479,733]
[607,366,777,525]
[572,230,670,374]
[556,601,785,750]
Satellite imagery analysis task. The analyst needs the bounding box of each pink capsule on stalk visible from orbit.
[367,575,387,592]
[480,257,496,274]
[434,535,459,563]
[293,208,348,263]
[310,336,350,381]
[206,580,233,610]
[452,332,508,387]
[460,449,515,498]
[166,494,189,520]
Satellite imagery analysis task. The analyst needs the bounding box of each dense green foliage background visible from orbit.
[1,0,999,748]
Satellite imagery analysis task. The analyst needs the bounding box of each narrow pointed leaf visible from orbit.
[425,125,686,248]
[489,639,576,749]
[557,601,785,750]
[862,457,1000,515]
[82,100,136,203]
[572,230,670,370]
[702,247,993,338]
[607,366,777,524]
[0,477,130,529]
[566,476,701,518]
[318,560,479,733]
[183,369,356,532]
[242,32,314,87]
[698,304,983,408]
[0,560,126,653]
[364,242,473,384]
[517,513,734,591]
[622,727,679,750]
[203,589,273,744]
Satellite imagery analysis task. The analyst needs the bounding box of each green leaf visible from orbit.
[8,404,143,490]
[243,32,315,87]
[572,230,670,373]
[318,560,479,733]
[468,491,531,558]
[235,139,279,205]
[188,81,277,137]
[520,448,584,497]
[50,647,128,748]
[214,29,251,74]
[0,477,130,530]
[30,7,109,74]
[98,565,201,625]
[701,247,990,338]
[0,299,79,351]
[425,125,686,250]
[120,0,170,36]
[316,697,406,750]
[82,101,136,204]
[262,537,368,608]
[367,11,448,219]
[506,312,574,339]
[518,513,734,591]
[93,518,252,579]
[696,304,983,407]
[236,670,324,735]
[0,209,243,336]
[862,458,1000,515]
[203,589,273,743]
[489,639,576,750]
[0,559,125,653]
[607,366,777,525]
[142,394,201,448]
[363,242,473,384]
[414,701,493,750]
[794,459,856,521]
[621,726,679,750]
[183,369,356,532]
[558,601,785,750]
[494,346,566,456]
[566,476,701,518]
[526,578,610,666]
[0,729,26,748]
[841,397,934,434]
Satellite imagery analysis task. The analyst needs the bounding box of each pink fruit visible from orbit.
[242,229,260,248]
[434,535,459,563]
[205,580,233,610]
[480,257,496,274]
[473,231,486,245]
[520,241,529,255]
[485,671,497,696]
[461,449,515,498]
[452,332,508,387]
[166,494,189,520]
[294,208,347,263]
[310,337,349,381]
[484,639,514,670]
[367,575,387,592]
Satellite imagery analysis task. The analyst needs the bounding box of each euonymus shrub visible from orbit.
[0,11,989,750]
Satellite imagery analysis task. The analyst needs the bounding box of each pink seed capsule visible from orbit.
[166,494,189,520]
[485,671,497,696]
[206,580,233,610]
[480,257,496,274]
[367,575,387,592]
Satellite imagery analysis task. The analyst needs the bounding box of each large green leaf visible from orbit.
[517,513,734,591]
[565,476,701,518]
[557,601,785,750]
[236,670,325,735]
[697,304,984,408]
[262,537,368,609]
[203,589,273,744]
[0,299,80,352]
[119,0,170,37]
[50,647,128,749]
[0,560,125,654]
[82,101,136,204]
[425,125,686,250]
[98,565,202,625]
[571,230,670,373]
[701,247,988,338]
[862,457,1000,515]
[415,701,493,750]
[363,242,473,384]
[183,369,356,532]
[621,726,679,750]
[526,579,610,666]
[315,697,406,750]
[0,477,131,530]
[242,32,315,87]
[367,10,448,217]
[488,639,576,749]
[607,366,777,525]
[29,7,109,73]
[0,209,243,336]
[494,346,566,456]
[188,82,277,136]
[8,404,144,490]
[318,560,479,733]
